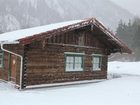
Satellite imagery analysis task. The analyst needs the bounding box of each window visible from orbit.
[0,50,4,68]
[65,52,84,72]
[92,54,102,71]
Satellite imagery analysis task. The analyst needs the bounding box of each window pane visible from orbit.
[66,56,74,63]
[66,56,74,71]
[75,63,81,69]
[93,56,101,71]
[75,57,82,63]
[93,64,99,69]
[70,63,73,69]
[93,57,99,63]
[75,63,79,69]
[66,63,74,71]
[74,56,83,71]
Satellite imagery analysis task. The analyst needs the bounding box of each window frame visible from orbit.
[92,54,102,71]
[64,52,85,72]
[0,50,4,69]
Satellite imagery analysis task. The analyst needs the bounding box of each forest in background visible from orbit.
[116,17,140,61]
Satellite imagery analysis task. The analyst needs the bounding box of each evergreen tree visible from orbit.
[116,17,140,61]
[116,20,133,48]
[133,26,140,61]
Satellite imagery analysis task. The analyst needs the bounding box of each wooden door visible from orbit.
[10,55,17,83]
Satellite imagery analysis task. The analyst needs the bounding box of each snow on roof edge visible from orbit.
[0,20,83,42]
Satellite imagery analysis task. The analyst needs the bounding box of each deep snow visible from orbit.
[0,62,140,105]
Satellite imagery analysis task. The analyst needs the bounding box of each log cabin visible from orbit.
[0,18,131,90]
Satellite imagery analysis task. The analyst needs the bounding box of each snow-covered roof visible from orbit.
[0,20,82,42]
[0,18,132,54]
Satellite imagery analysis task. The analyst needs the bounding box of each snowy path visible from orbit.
[0,62,140,105]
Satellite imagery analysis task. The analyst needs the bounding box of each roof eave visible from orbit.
[0,41,19,45]
[121,48,132,54]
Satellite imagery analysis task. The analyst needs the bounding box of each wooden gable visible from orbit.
[18,18,131,54]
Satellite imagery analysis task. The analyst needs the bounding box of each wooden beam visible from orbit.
[48,43,103,50]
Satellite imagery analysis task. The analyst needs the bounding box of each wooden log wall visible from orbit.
[25,29,108,86]
[0,44,24,85]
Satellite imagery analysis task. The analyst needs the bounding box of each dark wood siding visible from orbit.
[0,44,24,85]
[25,29,108,86]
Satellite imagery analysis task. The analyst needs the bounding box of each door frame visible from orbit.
[8,54,17,83]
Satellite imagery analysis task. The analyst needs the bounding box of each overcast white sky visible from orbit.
[111,0,140,16]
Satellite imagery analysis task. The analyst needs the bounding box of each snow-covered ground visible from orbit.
[108,61,140,75]
[0,62,140,105]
